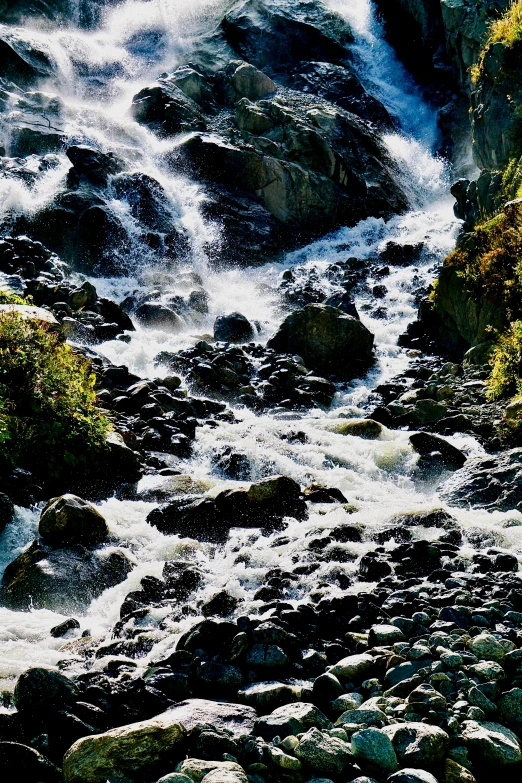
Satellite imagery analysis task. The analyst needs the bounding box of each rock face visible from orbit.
[441,448,522,512]
[38,494,109,547]
[268,304,374,378]
[62,710,186,783]
[221,0,354,71]
[0,539,133,612]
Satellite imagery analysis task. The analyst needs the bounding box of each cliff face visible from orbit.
[380,0,522,358]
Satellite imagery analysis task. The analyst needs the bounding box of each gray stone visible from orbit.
[295,727,352,776]
[165,699,256,737]
[351,728,398,773]
[368,624,405,646]
[461,720,522,767]
[382,723,449,766]
[336,708,387,727]
[498,688,522,723]
[387,769,439,783]
[329,653,375,681]
[255,702,331,740]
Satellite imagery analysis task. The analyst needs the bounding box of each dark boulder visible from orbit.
[13,667,78,714]
[221,0,353,72]
[0,540,134,612]
[409,432,466,470]
[148,475,307,542]
[214,312,255,343]
[38,494,109,547]
[66,146,124,186]
[135,302,184,332]
[268,304,374,378]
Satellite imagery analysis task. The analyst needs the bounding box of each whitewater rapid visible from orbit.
[0,0,520,692]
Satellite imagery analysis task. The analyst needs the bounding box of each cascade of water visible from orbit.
[0,0,517,691]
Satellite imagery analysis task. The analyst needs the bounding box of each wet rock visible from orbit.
[66,146,124,186]
[381,723,449,767]
[351,728,398,774]
[292,60,394,130]
[214,312,255,343]
[255,702,332,741]
[330,653,375,681]
[62,710,186,783]
[368,624,405,646]
[461,720,522,767]
[268,304,374,378]
[304,483,348,503]
[238,681,301,713]
[148,475,306,541]
[0,32,54,87]
[441,447,522,512]
[0,540,134,612]
[409,432,466,470]
[14,667,79,713]
[201,591,239,617]
[358,553,393,581]
[135,302,184,331]
[336,707,388,727]
[38,494,108,547]
[131,78,207,135]
[0,742,61,783]
[50,618,80,638]
[336,419,383,439]
[221,0,353,72]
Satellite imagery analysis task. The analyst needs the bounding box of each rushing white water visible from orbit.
[0,0,520,693]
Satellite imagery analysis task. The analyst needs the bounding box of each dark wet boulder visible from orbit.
[135,302,184,331]
[325,290,360,319]
[131,78,207,135]
[268,304,374,378]
[441,448,522,512]
[292,61,395,130]
[409,432,466,470]
[50,617,80,638]
[148,475,307,542]
[66,146,124,186]
[112,172,182,234]
[214,312,255,343]
[38,494,109,547]
[13,667,79,713]
[221,0,353,72]
[0,32,54,87]
[0,540,134,612]
[200,183,288,267]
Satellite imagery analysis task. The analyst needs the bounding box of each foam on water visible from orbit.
[0,0,520,688]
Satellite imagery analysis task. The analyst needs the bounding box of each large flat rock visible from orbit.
[165,698,257,736]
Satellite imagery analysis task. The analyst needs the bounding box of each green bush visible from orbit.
[0,310,111,482]
[487,319,522,399]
